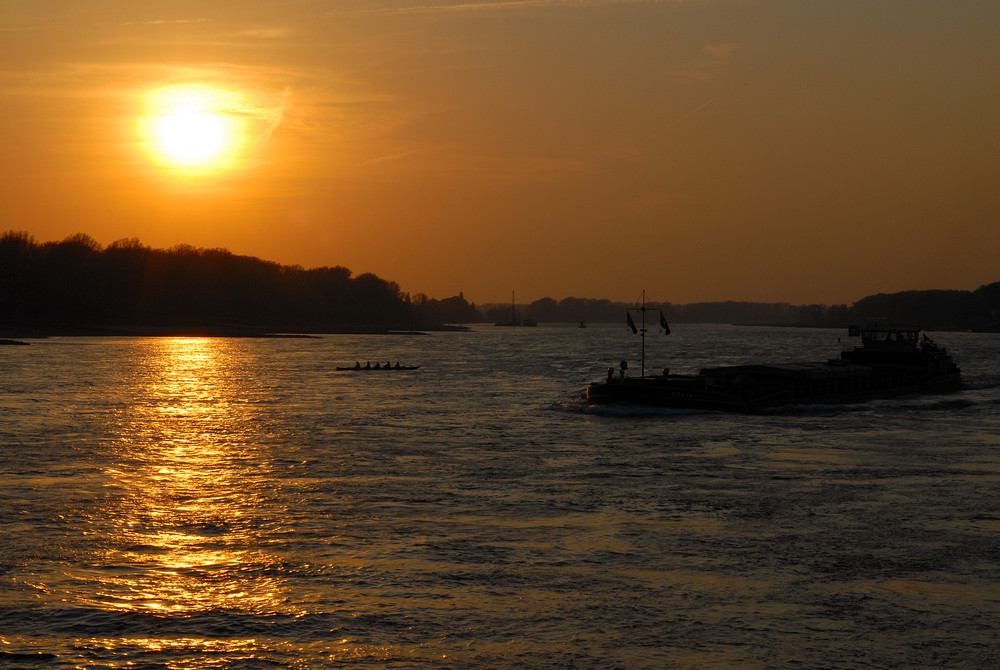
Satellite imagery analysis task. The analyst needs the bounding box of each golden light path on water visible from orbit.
[65,336,471,665]
[84,338,301,659]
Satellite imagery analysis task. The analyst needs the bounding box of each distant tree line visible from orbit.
[517,298,852,328]
[851,286,1000,332]
[3,231,998,334]
[0,232,477,333]
[505,287,1000,332]
[410,291,480,325]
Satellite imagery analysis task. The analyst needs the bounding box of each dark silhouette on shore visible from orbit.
[503,298,852,329]
[0,232,477,335]
[495,288,1000,332]
[3,231,998,335]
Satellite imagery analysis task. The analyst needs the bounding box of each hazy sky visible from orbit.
[2,1,998,305]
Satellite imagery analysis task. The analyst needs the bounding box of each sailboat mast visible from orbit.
[640,289,648,379]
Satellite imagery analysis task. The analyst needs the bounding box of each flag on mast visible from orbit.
[660,311,670,335]
[626,312,638,334]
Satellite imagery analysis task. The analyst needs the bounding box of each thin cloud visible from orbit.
[670,43,742,84]
[344,0,681,15]
[666,97,716,128]
[119,19,213,27]
[704,43,741,61]
[238,27,295,40]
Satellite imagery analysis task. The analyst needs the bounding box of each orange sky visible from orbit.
[2,1,998,306]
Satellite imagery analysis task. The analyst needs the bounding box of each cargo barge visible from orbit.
[586,320,962,412]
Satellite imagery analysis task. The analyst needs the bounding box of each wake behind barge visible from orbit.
[586,324,962,412]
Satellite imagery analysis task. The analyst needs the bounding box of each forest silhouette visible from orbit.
[510,289,1000,333]
[2,231,998,335]
[0,232,477,335]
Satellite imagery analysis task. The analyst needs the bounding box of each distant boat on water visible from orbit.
[495,291,537,327]
[337,362,420,371]
[585,292,962,412]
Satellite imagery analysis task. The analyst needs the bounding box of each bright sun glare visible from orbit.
[142,85,244,172]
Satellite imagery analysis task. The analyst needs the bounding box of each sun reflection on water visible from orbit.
[88,338,292,649]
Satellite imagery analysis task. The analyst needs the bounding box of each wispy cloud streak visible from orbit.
[341,0,677,15]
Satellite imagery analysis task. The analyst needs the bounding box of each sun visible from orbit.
[141,85,245,172]
[155,111,228,165]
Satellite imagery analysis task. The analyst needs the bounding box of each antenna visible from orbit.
[629,289,649,379]
[626,289,670,379]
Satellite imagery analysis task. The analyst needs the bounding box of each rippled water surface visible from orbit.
[2,324,1000,668]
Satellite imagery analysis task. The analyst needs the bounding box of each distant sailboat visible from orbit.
[495,291,537,327]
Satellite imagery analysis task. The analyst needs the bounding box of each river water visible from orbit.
[2,324,999,668]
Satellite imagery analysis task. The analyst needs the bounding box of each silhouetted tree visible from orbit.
[412,292,480,324]
[0,232,450,332]
[0,231,39,321]
[526,297,557,322]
